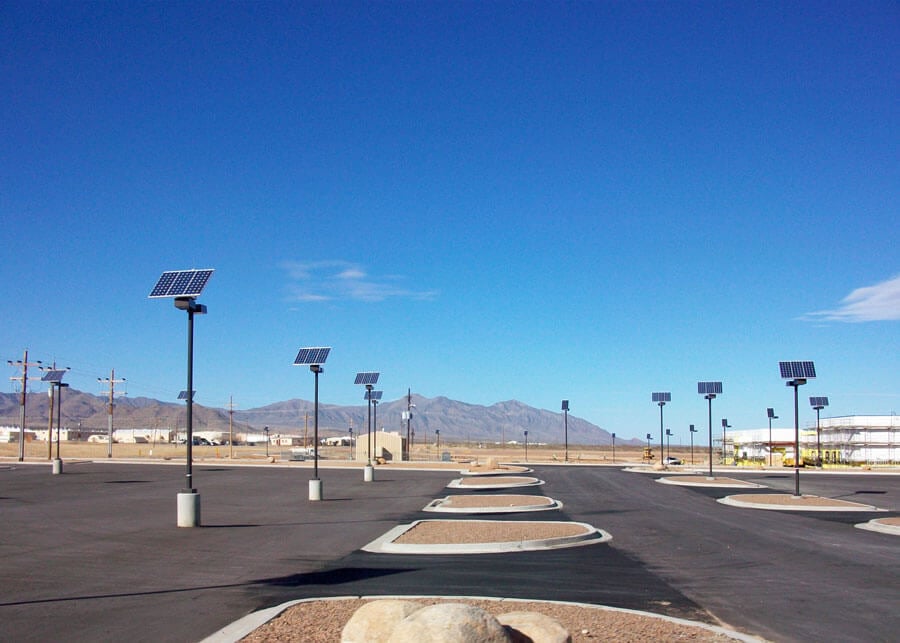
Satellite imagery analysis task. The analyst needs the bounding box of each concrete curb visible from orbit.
[198,595,765,643]
[447,476,545,490]
[717,494,886,512]
[423,495,563,514]
[361,519,611,554]
[657,477,767,489]
[854,517,900,535]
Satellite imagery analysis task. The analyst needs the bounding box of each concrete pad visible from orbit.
[423,494,563,514]
[447,476,544,490]
[717,493,887,512]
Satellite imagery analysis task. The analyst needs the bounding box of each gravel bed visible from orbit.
[442,494,554,508]
[730,493,876,507]
[240,597,748,642]
[673,476,761,486]
[391,520,589,544]
[458,476,537,486]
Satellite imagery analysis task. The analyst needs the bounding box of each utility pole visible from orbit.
[227,395,238,459]
[99,369,126,458]
[7,350,43,461]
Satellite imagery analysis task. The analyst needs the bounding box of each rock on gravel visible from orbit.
[497,611,572,643]
[341,599,424,643]
[386,603,512,643]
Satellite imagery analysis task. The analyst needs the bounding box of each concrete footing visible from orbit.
[309,478,323,501]
[364,464,374,482]
[52,458,63,475]
[177,491,201,527]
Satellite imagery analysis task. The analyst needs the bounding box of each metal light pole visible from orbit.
[666,428,672,461]
[652,393,671,464]
[355,372,379,481]
[611,432,616,463]
[780,361,816,497]
[721,418,731,464]
[264,426,270,457]
[40,368,69,474]
[562,400,569,462]
[293,347,331,501]
[689,424,697,465]
[698,382,722,479]
[767,408,778,467]
[524,430,529,462]
[810,397,829,468]
[348,423,354,460]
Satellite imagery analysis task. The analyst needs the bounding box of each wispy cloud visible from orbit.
[282,260,438,303]
[802,274,900,322]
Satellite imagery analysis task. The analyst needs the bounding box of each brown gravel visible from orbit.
[241,597,747,642]
[391,520,590,544]
[729,493,878,507]
[458,476,537,486]
[879,516,900,526]
[441,494,554,508]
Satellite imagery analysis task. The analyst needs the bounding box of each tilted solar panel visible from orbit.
[779,361,816,379]
[697,381,723,395]
[354,372,380,385]
[294,347,331,365]
[652,392,671,402]
[149,269,215,298]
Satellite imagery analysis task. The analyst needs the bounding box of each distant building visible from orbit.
[729,415,899,466]
[355,430,406,462]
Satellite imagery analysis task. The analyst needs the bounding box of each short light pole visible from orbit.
[293,347,331,501]
[652,392,671,464]
[264,426,270,457]
[348,423,354,460]
[665,428,672,461]
[611,432,616,463]
[55,383,69,472]
[810,396,829,468]
[646,433,653,461]
[371,393,382,460]
[780,361,816,497]
[721,418,731,464]
[524,430,529,462]
[689,424,697,465]
[561,400,569,462]
[698,382,723,479]
[354,372,380,481]
[767,408,778,467]
[436,429,441,451]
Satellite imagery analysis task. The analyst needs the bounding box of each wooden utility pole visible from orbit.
[100,369,126,457]
[7,350,43,461]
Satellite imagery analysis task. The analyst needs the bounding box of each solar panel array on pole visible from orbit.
[697,382,722,395]
[41,370,68,383]
[354,372,380,385]
[779,361,816,379]
[809,396,829,407]
[365,390,383,401]
[149,269,214,298]
[652,392,671,402]
[294,347,331,366]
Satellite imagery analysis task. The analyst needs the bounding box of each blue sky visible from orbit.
[2,1,897,441]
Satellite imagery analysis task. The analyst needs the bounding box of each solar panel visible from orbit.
[697,381,723,395]
[809,396,829,408]
[149,269,214,298]
[41,370,67,383]
[365,390,383,401]
[651,392,671,403]
[178,390,196,400]
[779,361,816,379]
[293,347,331,365]
[354,372,380,385]
[561,400,569,411]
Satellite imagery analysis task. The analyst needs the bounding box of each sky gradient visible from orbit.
[2,1,898,442]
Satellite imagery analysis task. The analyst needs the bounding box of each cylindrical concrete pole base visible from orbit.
[52,459,63,475]
[309,478,323,501]
[364,464,374,482]
[177,491,201,527]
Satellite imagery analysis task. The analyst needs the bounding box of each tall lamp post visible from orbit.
[355,372,379,482]
[652,392,671,465]
[689,424,697,465]
[150,268,214,528]
[779,361,816,497]
[721,418,732,464]
[766,408,778,467]
[294,347,330,501]
[561,400,569,462]
[810,396,829,468]
[41,368,68,474]
[698,382,723,479]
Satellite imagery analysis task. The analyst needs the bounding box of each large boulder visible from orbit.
[342,600,425,643]
[387,603,511,643]
[497,611,572,643]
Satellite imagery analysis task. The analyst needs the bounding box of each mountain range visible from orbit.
[0,390,637,445]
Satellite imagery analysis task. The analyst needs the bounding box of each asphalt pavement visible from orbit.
[1,460,897,642]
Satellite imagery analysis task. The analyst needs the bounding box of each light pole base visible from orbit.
[364,464,374,482]
[52,458,63,475]
[177,491,201,527]
[309,478,323,501]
